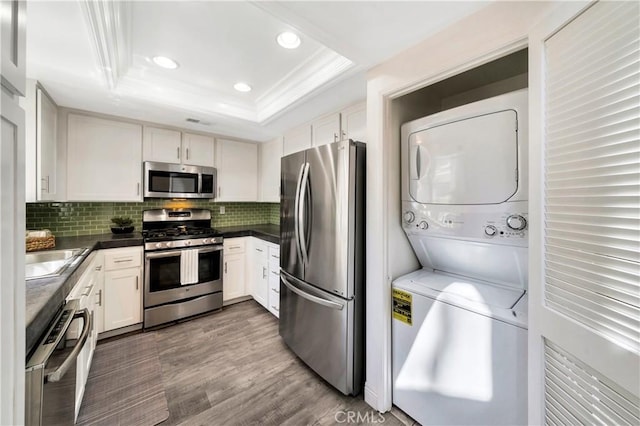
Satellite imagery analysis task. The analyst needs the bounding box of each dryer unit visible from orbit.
[400,89,529,288]
[394,90,529,425]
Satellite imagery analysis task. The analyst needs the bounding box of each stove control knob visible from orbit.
[166,241,172,248]
[155,243,163,249]
[418,221,429,230]
[203,239,209,245]
[185,240,191,246]
[403,211,415,224]
[484,225,497,237]
[506,215,527,231]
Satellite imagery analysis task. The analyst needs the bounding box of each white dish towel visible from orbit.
[180,249,200,285]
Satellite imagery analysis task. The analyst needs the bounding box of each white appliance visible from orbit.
[394,89,529,425]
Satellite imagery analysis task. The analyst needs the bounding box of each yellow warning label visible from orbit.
[392,289,412,325]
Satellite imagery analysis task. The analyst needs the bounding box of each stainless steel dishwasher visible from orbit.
[25,299,91,426]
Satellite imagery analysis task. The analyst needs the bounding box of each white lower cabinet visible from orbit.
[247,237,279,316]
[223,237,248,302]
[267,246,280,318]
[250,238,269,309]
[102,247,142,331]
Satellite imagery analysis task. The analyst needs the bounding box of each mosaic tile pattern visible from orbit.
[26,201,280,237]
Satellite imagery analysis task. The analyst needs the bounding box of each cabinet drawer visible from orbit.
[268,246,280,269]
[104,247,142,270]
[224,238,245,254]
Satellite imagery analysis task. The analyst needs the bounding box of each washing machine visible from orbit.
[394,89,530,424]
[392,269,528,425]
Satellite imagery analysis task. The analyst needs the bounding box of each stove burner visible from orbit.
[142,226,220,241]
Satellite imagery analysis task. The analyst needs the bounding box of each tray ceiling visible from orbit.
[26,1,489,141]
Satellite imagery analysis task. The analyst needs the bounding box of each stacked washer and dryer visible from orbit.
[393,89,529,425]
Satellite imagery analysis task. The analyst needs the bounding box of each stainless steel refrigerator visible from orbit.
[279,139,365,396]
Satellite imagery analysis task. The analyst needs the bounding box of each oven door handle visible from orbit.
[45,309,91,383]
[196,245,223,254]
[145,249,184,259]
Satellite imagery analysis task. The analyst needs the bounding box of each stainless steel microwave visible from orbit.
[144,161,216,199]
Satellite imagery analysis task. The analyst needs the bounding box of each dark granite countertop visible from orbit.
[217,224,280,245]
[26,233,143,356]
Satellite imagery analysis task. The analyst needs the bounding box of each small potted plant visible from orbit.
[110,216,135,234]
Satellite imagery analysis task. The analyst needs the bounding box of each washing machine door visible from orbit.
[408,109,519,205]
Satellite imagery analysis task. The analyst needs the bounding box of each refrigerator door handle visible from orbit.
[298,162,310,266]
[281,274,343,311]
[294,163,305,265]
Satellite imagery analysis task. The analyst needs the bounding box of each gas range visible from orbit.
[142,209,223,251]
[142,208,224,329]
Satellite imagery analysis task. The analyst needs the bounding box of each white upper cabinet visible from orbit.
[143,126,215,167]
[311,112,341,147]
[37,89,58,201]
[67,114,143,201]
[1,0,26,96]
[283,124,311,156]
[142,126,181,164]
[24,81,58,202]
[284,102,366,155]
[215,139,258,201]
[259,137,282,202]
[182,132,215,167]
[341,103,366,142]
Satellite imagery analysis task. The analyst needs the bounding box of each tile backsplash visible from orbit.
[27,201,281,237]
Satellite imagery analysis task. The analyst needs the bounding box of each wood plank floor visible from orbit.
[149,300,406,426]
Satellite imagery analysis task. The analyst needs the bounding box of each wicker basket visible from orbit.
[26,235,55,252]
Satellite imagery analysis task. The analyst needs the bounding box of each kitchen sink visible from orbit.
[25,248,88,280]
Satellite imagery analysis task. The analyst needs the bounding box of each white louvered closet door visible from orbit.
[529,1,640,425]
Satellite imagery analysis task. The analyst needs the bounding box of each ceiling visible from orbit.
[26,1,489,142]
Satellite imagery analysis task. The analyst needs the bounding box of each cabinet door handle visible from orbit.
[97,289,102,306]
[177,146,180,159]
[114,258,133,263]
[95,265,102,271]
[224,262,228,274]
[41,175,50,193]
[271,254,279,259]
[342,130,347,138]
[271,305,279,311]
[263,267,267,279]
[256,248,263,252]
[137,182,140,195]
[186,148,189,160]
[135,276,139,290]
[271,270,279,275]
[333,133,338,142]
[218,186,221,197]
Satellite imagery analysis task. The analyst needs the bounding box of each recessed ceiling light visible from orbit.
[234,82,252,92]
[152,56,179,69]
[277,31,301,49]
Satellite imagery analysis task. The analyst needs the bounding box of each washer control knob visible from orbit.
[418,221,429,230]
[403,211,416,223]
[484,225,497,237]
[506,215,527,231]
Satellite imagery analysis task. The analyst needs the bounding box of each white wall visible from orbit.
[363,0,554,412]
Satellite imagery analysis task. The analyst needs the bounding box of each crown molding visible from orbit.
[255,47,353,122]
[80,0,131,90]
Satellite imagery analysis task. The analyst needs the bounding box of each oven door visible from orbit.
[144,246,223,307]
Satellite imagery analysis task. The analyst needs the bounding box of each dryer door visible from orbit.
[409,110,519,205]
